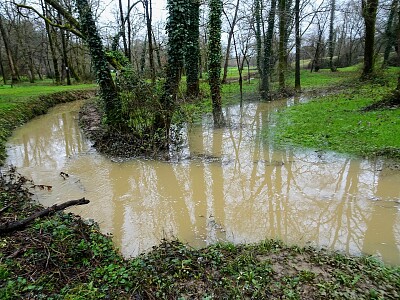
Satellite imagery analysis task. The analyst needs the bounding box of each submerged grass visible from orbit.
[269,67,400,159]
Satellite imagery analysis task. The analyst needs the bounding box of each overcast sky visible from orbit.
[99,0,168,24]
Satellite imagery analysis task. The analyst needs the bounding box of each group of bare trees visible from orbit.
[1,0,398,85]
[0,0,399,123]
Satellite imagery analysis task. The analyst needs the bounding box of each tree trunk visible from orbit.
[278,0,287,91]
[155,0,188,136]
[0,45,6,84]
[127,0,132,62]
[0,198,89,234]
[260,0,277,100]
[59,20,71,85]
[144,0,155,84]
[0,15,19,84]
[118,0,129,58]
[361,0,378,78]
[328,0,336,71]
[254,0,263,79]
[153,29,162,69]
[75,0,119,122]
[221,0,240,84]
[185,0,200,97]
[47,24,61,84]
[295,0,301,91]
[208,0,224,126]
[382,0,398,68]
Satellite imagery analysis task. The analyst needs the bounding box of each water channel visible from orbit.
[5,98,400,265]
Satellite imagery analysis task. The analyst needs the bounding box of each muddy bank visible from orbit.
[0,89,96,165]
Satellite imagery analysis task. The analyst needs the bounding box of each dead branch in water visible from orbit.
[0,198,90,234]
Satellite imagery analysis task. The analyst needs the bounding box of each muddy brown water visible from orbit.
[5,99,400,265]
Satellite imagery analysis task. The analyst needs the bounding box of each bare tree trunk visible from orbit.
[0,15,19,84]
[153,30,162,69]
[119,0,129,57]
[144,0,155,84]
[221,0,240,84]
[59,20,71,85]
[127,0,132,62]
[0,45,6,84]
[361,0,378,78]
[0,198,89,234]
[44,6,61,84]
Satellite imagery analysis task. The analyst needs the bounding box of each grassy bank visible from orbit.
[0,84,96,164]
[269,68,400,159]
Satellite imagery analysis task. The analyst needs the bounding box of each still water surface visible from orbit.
[5,99,400,264]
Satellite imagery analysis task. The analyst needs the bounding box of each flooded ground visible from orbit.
[5,99,400,265]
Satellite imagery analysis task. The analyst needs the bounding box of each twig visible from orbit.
[0,198,90,234]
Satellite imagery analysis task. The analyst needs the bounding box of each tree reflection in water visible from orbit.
[6,99,400,264]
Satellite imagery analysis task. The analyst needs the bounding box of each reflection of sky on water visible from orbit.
[5,99,400,265]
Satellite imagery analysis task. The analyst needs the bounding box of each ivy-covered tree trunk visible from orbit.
[260,0,277,100]
[391,3,400,104]
[361,0,378,79]
[156,0,188,135]
[254,0,263,80]
[75,0,119,122]
[278,0,287,91]
[328,0,336,72]
[295,0,301,91]
[185,0,200,97]
[382,0,398,68]
[208,0,224,127]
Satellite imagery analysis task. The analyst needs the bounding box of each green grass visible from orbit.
[0,82,96,165]
[0,83,96,103]
[270,68,400,159]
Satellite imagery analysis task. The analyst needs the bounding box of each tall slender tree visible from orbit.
[185,0,200,97]
[208,0,224,126]
[143,0,155,84]
[254,0,263,79]
[0,15,19,84]
[260,0,277,100]
[221,0,240,84]
[156,0,188,134]
[75,0,119,122]
[278,0,288,91]
[361,0,379,78]
[328,0,336,71]
[295,0,301,91]
[382,0,398,68]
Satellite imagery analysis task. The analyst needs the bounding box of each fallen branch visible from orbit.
[0,198,90,234]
